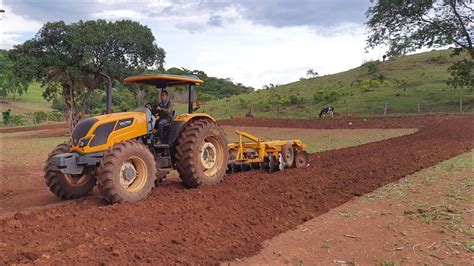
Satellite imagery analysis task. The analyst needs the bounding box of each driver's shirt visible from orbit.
[154,100,173,120]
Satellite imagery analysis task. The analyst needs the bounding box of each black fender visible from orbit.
[167,117,214,145]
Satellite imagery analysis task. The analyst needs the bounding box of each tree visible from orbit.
[306,68,319,78]
[0,50,29,99]
[10,20,165,129]
[366,0,473,89]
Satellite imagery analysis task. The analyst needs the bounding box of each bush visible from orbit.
[359,79,382,92]
[33,111,48,124]
[52,97,67,112]
[2,109,12,125]
[238,97,249,108]
[313,90,339,104]
[48,111,63,122]
[12,114,26,126]
[367,61,379,74]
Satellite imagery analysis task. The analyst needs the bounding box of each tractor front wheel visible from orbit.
[44,143,97,199]
[98,140,156,204]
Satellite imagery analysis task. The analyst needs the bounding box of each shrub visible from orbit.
[367,61,379,74]
[313,90,339,103]
[33,111,48,124]
[48,111,63,122]
[2,109,12,125]
[238,97,249,108]
[52,97,67,112]
[12,114,26,126]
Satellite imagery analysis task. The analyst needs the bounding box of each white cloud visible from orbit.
[1,1,387,88]
[156,19,385,88]
[0,4,43,49]
[91,9,143,20]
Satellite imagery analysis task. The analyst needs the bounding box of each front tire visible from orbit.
[44,143,96,199]
[175,119,229,188]
[98,140,156,204]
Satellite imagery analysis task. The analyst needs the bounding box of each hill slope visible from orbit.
[201,49,473,119]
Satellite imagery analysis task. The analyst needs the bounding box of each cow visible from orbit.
[319,106,334,118]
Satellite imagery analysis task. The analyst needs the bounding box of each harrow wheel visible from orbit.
[295,151,310,168]
[267,155,279,173]
[281,144,295,167]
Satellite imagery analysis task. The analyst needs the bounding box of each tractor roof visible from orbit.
[124,74,204,88]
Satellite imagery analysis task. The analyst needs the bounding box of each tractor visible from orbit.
[45,74,229,203]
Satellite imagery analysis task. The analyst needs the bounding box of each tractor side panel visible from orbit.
[70,112,148,153]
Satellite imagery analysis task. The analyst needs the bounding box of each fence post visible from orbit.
[460,98,463,112]
[417,102,421,113]
[384,102,388,116]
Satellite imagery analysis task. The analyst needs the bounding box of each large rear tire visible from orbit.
[175,119,229,188]
[98,140,156,204]
[44,143,96,199]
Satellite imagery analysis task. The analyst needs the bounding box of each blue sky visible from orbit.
[0,0,386,88]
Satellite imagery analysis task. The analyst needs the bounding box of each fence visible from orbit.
[238,97,473,120]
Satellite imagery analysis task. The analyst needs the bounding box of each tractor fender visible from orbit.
[167,114,215,145]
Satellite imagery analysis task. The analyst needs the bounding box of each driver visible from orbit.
[153,90,174,141]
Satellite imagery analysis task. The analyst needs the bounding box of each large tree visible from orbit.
[10,20,165,129]
[0,50,29,99]
[366,0,473,89]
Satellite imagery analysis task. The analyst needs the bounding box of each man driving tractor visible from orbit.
[153,90,174,142]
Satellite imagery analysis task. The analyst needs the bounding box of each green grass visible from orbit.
[3,82,49,103]
[223,126,416,153]
[201,49,474,119]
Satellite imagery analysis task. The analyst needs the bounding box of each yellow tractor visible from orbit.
[45,74,229,203]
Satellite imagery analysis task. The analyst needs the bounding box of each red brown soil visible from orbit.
[0,123,67,134]
[0,115,473,264]
[219,115,463,129]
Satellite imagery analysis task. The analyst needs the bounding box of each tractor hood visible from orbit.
[70,112,149,153]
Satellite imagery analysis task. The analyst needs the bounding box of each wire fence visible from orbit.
[238,97,473,120]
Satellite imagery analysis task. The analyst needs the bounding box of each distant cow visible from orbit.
[319,107,334,118]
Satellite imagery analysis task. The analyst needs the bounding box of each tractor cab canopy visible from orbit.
[124,74,204,114]
[124,74,203,88]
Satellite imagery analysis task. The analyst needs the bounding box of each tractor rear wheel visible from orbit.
[44,143,96,199]
[175,119,229,188]
[98,140,156,203]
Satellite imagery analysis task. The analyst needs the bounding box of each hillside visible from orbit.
[200,49,473,119]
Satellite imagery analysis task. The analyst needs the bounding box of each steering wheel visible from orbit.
[145,103,153,111]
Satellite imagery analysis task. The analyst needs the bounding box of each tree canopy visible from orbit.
[0,49,29,99]
[10,20,165,128]
[366,0,473,89]
[164,67,254,101]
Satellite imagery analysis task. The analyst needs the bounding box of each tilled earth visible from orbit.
[1,115,473,264]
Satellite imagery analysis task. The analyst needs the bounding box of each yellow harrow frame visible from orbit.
[227,130,309,173]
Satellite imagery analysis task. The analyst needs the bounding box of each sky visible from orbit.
[0,0,387,88]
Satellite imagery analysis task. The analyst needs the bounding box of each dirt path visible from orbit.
[0,115,472,264]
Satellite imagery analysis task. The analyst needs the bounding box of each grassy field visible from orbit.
[201,49,474,119]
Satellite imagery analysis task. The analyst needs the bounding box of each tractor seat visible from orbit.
[134,107,156,133]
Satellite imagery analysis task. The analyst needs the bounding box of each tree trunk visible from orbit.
[62,82,77,132]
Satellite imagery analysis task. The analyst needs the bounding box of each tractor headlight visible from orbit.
[78,137,91,148]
